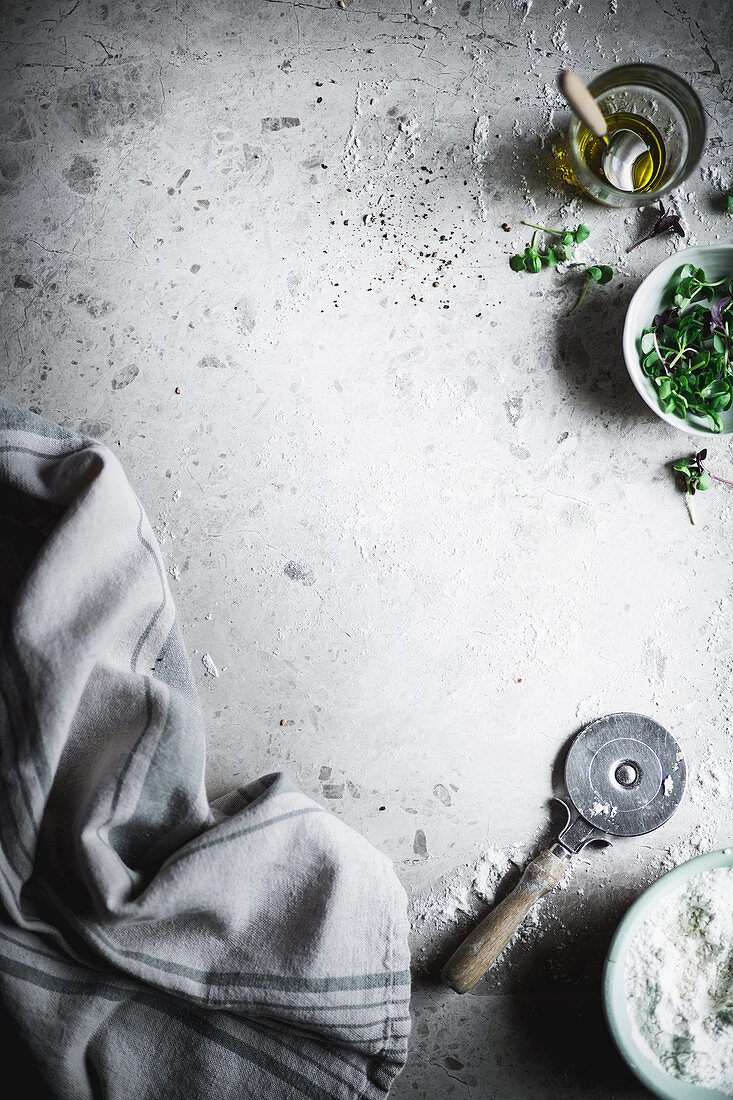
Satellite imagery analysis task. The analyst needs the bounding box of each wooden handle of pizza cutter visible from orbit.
[557,70,608,139]
[441,848,568,994]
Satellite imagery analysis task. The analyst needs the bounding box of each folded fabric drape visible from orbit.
[0,399,411,1100]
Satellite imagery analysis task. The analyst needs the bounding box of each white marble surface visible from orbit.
[1,0,732,1096]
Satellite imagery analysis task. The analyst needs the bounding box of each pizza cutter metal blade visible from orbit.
[442,713,686,994]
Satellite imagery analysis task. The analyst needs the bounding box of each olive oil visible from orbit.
[577,111,666,192]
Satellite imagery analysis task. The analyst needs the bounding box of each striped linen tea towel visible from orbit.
[0,399,411,1099]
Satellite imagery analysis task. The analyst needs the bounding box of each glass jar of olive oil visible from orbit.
[565,64,706,209]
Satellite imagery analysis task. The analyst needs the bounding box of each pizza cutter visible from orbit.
[442,713,686,994]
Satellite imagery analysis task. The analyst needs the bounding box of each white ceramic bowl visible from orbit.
[622,245,733,437]
[603,848,733,1100]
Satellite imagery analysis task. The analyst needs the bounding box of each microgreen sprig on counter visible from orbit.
[508,221,613,314]
[673,448,733,524]
[521,220,591,246]
[640,265,733,432]
[626,201,685,253]
[509,221,590,272]
[674,449,733,493]
[567,262,613,315]
[673,450,711,496]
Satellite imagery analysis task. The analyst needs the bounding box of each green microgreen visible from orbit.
[728,195,733,215]
[509,221,612,313]
[521,221,590,243]
[672,263,728,311]
[509,221,590,272]
[640,266,733,432]
[567,263,613,316]
[673,451,711,496]
[673,448,733,524]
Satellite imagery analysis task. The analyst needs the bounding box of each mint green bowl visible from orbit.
[622,245,733,437]
[603,848,733,1100]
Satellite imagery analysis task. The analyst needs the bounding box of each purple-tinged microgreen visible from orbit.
[673,448,733,524]
[626,201,685,253]
[706,296,731,334]
[652,306,679,329]
[698,451,733,489]
[673,451,711,496]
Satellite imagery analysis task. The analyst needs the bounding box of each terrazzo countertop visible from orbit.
[1,0,731,1096]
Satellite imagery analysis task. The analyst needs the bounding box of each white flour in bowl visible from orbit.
[625,866,733,1094]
